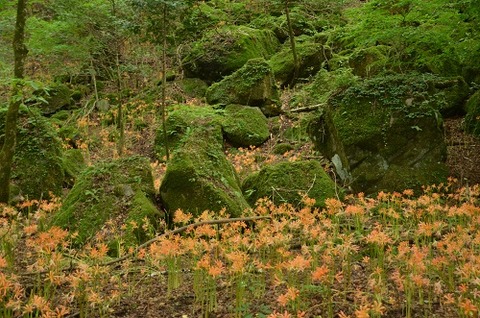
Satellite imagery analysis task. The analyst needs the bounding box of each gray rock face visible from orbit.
[308,74,464,194]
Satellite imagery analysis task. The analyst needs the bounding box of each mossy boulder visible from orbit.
[308,74,454,194]
[269,36,326,86]
[465,90,480,136]
[183,26,280,83]
[160,116,249,218]
[178,78,209,99]
[242,160,338,208]
[154,105,222,161]
[206,58,281,116]
[61,148,86,187]
[0,107,65,200]
[222,104,270,147]
[51,156,162,246]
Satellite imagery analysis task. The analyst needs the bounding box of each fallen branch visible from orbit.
[19,215,271,276]
[289,104,325,113]
[102,215,272,266]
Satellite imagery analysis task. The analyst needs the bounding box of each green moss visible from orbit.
[222,104,270,147]
[269,36,325,86]
[273,143,294,155]
[465,90,480,136]
[0,107,65,200]
[179,78,208,99]
[242,160,339,208]
[206,58,280,114]
[61,148,86,187]
[308,73,453,194]
[154,104,222,161]
[183,26,280,83]
[160,120,249,218]
[51,156,161,246]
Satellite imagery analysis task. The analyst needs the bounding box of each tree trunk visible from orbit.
[160,2,170,161]
[285,0,299,88]
[0,0,28,203]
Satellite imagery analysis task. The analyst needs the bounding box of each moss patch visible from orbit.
[242,160,339,208]
[160,118,249,218]
[61,148,86,187]
[308,73,454,194]
[51,156,161,246]
[206,58,280,115]
[269,36,326,86]
[222,104,270,147]
[0,107,65,200]
[32,83,78,115]
[183,25,280,83]
[154,105,222,161]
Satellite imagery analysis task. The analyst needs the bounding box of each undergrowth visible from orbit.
[1,179,480,317]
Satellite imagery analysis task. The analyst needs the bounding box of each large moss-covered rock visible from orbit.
[0,107,65,200]
[308,74,456,194]
[465,90,480,136]
[206,58,280,115]
[222,104,270,147]
[51,156,162,246]
[269,36,326,86]
[242,160,338,208]
[154,105,222,161]
[183,26,280,83]
[160,116,249,218]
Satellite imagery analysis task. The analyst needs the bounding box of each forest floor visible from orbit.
[106,113,480,318]
[5,103,480,318]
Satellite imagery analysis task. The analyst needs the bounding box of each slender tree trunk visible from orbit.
[285,0,299,88]
[161,2,169,161]
[0,0,28,203]
[116,53,124,157]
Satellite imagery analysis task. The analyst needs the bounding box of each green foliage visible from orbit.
[465,90,480,136]
[338,0,480,80]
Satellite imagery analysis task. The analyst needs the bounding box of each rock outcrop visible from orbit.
[308,74,467,194]
[206,58,281,116]
[183,26,279,83]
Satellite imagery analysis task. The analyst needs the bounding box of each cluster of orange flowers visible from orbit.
[0,180,479,317]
